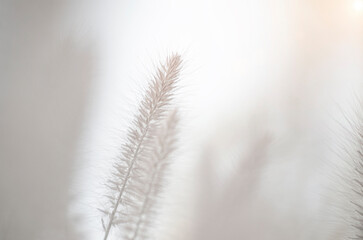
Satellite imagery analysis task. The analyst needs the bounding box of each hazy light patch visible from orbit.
[353,0,363,12]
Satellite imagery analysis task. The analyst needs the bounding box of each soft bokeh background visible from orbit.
[0,0,362,239]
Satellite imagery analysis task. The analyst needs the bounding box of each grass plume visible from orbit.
[347,102,363,239]
[336,99,363,239]
[128,110,179,240]
[101,54,182,240]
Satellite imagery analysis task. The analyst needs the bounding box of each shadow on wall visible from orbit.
[0,1,94,239]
